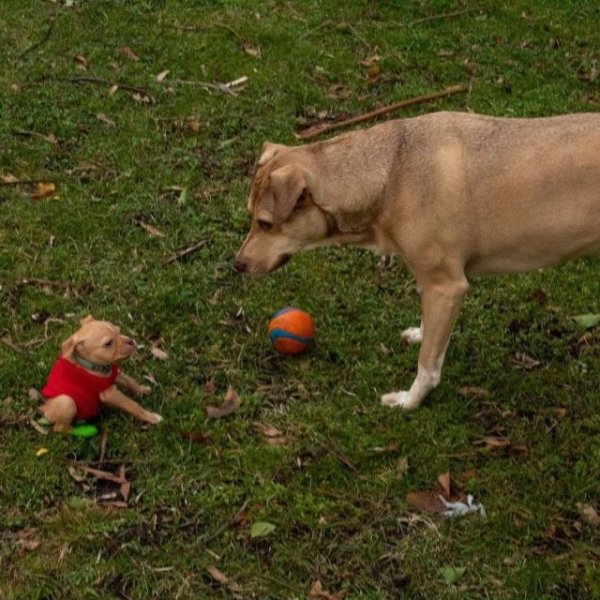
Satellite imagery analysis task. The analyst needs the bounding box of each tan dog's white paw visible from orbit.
[149,412,163,424]
[138,385,152,396]
[401,326,423,345]
[380,391,418,410]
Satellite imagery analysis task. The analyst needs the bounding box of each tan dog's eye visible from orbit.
[104,340,114,348]
[257,219,273,231]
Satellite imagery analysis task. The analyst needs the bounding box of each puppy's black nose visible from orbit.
[234,256,248,273]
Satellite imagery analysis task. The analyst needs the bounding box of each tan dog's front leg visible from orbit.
[382,277,468,410]
[100,386,162,424]
[116,372,151,396]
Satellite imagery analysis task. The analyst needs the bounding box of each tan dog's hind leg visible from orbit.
[39,395,77,433]
[382,277,468,410]
[100,386,162,424]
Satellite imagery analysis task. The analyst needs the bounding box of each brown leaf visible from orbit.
[118,45,140,61]
[68,466,86,482]
[150,338,169,361]
[253,422,283,438]
[19,539,41,552]
[96,112,115,126]
[205,386,241,418]
[156,69,170,82]
[120,480,131,501]
[27,388,42,402]
[510,352,541,370]
[552,407,567,419]
[101,500,128,509]
[309,580,346,600]
[206,567,243,599]
[458,385,490,399]
[406,490,447,514]
[577,503,600,527]
[185,118,201,133]
[29,182,56,200]
[243,44,262,58]
[180,430,212,444]
[139,221,165,238]
[473,436,512,450]
[74,54,89,69]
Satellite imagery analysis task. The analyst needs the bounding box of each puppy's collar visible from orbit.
[73,354,113,375]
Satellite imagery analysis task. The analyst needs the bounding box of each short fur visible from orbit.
[40,316,162,431]
[235,112,600,409]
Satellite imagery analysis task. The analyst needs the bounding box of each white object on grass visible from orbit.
[439,494,486,518]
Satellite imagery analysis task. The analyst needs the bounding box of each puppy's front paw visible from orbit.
[138,385,152,396]
[401,326,422,345]
[148,412,163,424]
[380,391,418,410]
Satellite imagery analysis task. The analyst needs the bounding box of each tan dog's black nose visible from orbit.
[234,256,248,273]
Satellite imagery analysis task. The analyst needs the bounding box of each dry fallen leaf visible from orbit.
[156,69,170,82]
[185,118,201,133]
[437,472,451,498]
[96,112,115,127]
[253,422,283,438]
[206,566,243,599]
[473,436,512,450]
[577,503,600,527]
[510,352,541,370]
[243,44,262,58]
[309,579,346,600]
[205,386,241,418]
[139,221,165,238]
[118,45,140,61]
[29,182,56,200]
[150,338,169,361]
[458,385,490,399]
[74,54,89,69]
[406,490,447,515]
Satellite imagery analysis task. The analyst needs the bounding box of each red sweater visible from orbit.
[42,357,120,420]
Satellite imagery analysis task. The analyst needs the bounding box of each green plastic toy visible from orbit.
[70,422,99,438]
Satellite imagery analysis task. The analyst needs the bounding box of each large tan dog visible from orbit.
[40,316,162,432]
[235,111,600,409]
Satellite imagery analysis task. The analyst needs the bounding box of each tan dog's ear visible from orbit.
[80,315,95,325]
[61,334,83,359]
[258,142,287,166]
[268,164,308,224]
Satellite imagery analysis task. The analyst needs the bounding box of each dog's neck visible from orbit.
[73,354,113,375]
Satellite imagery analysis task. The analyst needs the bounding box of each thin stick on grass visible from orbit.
[0,337,31,359]
[199,498,250,546]
[19,18,56,59]
[295,84,468,140]
[408,8,483,27]
[163,239,209,265]
[65,77,155,103]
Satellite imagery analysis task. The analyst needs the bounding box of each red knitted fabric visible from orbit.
[42,357,120,420]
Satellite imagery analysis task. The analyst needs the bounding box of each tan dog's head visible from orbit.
[234,142,334,276]
[61,316,137,365]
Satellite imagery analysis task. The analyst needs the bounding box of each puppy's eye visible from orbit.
[257,219,273,231]
[104,340,113,348]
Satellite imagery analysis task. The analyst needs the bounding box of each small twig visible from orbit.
[296,84,468,140]
[65,77,155,103]
[19,277,69,289]
[0,336,31,359]
[0,179,57,186]
[170,79,237,96]
[200,498,250,546]
[408,7,482,27]
[195,186,228,199]
[19,18,56,59]
[299,20,333,41]
[163,240,209,265]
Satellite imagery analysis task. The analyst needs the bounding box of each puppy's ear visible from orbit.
[80,315,95,325]
[61,334,83,359]
[258,142,287,166]
[268,164,308,224]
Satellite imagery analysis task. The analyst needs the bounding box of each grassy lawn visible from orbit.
[1,0,599,598]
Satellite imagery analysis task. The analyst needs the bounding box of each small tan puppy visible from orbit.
[40,316,162,432]
[235,112,600,410]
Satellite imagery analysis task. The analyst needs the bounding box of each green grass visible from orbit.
[1,0,600,598]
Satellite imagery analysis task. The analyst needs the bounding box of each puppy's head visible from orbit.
[234,142,333,276]
[61,316,137,365]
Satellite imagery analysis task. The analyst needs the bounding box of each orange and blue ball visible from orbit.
[268,307,315,355]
